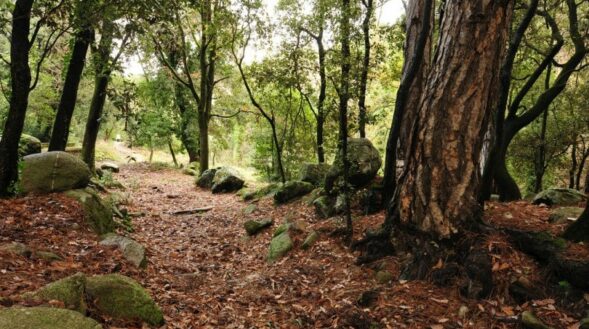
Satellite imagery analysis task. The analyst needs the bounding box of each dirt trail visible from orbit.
[118,165,510,328]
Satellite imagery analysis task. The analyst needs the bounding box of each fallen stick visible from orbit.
[171,207,214,216]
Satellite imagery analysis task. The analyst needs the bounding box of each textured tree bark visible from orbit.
[396,0,514,239]
[397,0,434,155]
[479,0,539,202]
[49,25,94,151]
[82,20,114,172]
[0,0,34,196]
[382,0,434,207]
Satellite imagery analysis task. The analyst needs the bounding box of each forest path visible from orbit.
[116,164,493,328]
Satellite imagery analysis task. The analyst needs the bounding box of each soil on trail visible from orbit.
[0,164,587,328]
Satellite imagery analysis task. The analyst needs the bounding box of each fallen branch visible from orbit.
[171,207,214,216]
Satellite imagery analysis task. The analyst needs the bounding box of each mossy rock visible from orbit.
[243,204,258,215]
[22,273,87,314]
[533,188,587,206]
[85,274,164,326]
[267,232,293,263]
[0,242,32,258]
[302,188,325,206]
[299,163,331,186]
[211,167,245,194]
[521,311,552,329]
[65,189,115,235]
[33,250,63,262]
[242,183,281,201]
[273,223,292,237]
[22,152,92,194]
[18,134,42,157]
[375,271,394,284]
[313,196,335,219]
[196,168,218,189]
[0,307,102,329]
[274,181,314,204]
[244,219,273,236]
[100,234,147,268]
[325,138,382,193]
[549,207,584,224]
[302,231,319,250]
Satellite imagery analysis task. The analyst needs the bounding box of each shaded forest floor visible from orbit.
[1,163,588,328]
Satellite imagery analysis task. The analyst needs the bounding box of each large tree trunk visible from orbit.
[48,25,93,151]
[382,0,434,206]
[395,0,513,239]
[0,0,34,196]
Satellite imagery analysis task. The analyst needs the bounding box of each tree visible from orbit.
[481,0,588,201]
[357,0,373,138]
[147,0,223,173]
[81,17,132,171]
[338,0,353,237]
[48,0,95,151]
[0,0,66,196]
[231,6,287,183]
[382,0,433,206]
[390,0,513,238]
[297,0,332,164]
[563,199,589,242]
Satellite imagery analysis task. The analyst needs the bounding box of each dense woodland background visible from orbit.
[0,0,586,194]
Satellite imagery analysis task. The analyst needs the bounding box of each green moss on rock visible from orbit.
[302,231,319,250]
[0,307,101,329]
[85,274,164,326]
[18,134,42,157]
[244,219,273,236]
[22,273,87,314]
[267,232,293,263]
[21,152,91,194]
[65,189,115,235]
[274,181,314,204]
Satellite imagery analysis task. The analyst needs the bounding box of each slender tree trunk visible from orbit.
[570,142,578,189]
[534,66,551,193]
[358,0,373,138]
[382,0,434,208]
[0,0,34,196]
[82,72,110,171]
[82,20,114,172]
[575,148,589,190]
[48,22,93,151]
[393,0,513,239]
[316,31,327,164]
[197,0,214,174]
[339,0,353,237]
[168,140,178,167]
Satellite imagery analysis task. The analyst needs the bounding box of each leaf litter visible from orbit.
[0,163,586,328]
